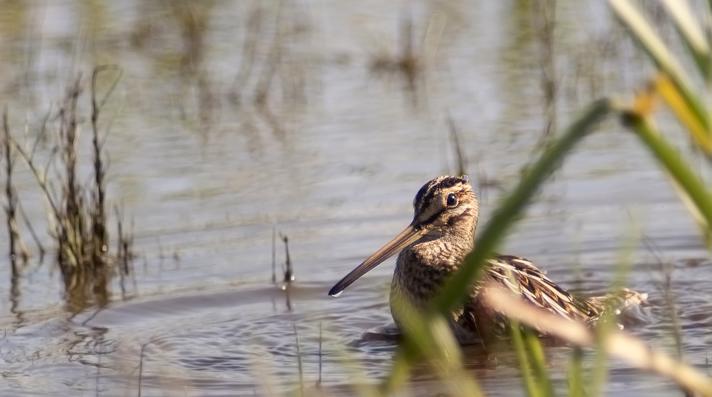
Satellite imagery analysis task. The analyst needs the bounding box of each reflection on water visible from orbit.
[0,1,710,396]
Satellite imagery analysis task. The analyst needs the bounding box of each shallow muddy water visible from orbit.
[0,1,711,396]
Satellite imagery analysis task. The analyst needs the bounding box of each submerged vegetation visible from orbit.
[2,67,133,312]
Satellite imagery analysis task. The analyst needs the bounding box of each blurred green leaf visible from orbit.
[652,74,712,153]
[523,330,554,397]
[567,348,585,397]
[622,111,712,242]
[662,0,711,80]
[511,321,544,397]
[384,297,483,397]
[609,0,711,137]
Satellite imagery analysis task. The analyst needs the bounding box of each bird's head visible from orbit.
[328,175,478,297]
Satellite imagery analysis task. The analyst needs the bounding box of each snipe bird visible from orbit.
[329,176,646,342]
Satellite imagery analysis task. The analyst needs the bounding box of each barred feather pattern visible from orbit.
[485,255,598,322]
[392,252,648,342]
[458,255,647,341]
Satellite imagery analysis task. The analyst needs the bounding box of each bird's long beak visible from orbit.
[329,223,426,297]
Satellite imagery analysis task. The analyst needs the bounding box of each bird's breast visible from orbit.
[389,242,465,308]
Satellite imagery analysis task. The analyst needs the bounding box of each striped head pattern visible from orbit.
[328,175,478,297]
[411,175,479,236]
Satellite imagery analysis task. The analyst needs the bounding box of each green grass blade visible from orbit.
[652,74,712,154]
[568,348,585,397]
[609,0,711,133]
[430,99,612,313]
[383,298,483,397]
[661,0,712,80]
[511,322,543,397]
[623,112,712,238]
[523,329,555,397]
[507,271,555,397]
[590,226,639,397]
[590,316,616,397]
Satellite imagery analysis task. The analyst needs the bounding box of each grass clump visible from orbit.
[4,66,133,312]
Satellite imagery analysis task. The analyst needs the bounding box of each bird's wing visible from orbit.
[485,255,600,323]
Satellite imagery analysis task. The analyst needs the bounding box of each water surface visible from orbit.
[0,1,710,396]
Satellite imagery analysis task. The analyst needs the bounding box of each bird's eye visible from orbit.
[446,193,458,207]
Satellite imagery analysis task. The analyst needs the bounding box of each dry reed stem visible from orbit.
[533,0,558,141]
[447,115,467,177]
[271,225,277,284]
[317,322,323,388]
[481,283,712,397]
[9,67,133,311]
[281,233,294,283]
[90,67,109,260]
[3,110,23,270]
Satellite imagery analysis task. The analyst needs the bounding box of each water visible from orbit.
[0,1,711,396]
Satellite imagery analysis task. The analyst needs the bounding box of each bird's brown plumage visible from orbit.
[331,176,647,343]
